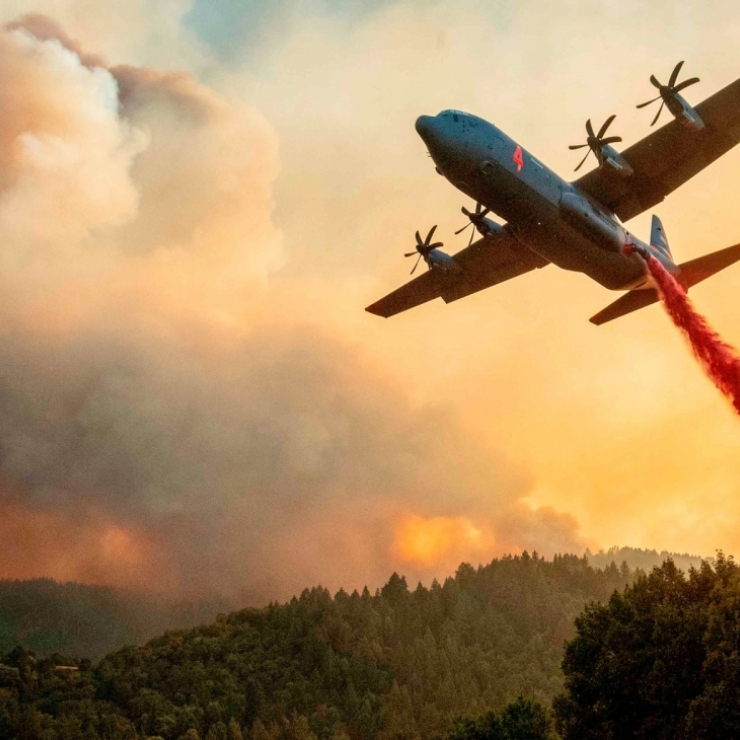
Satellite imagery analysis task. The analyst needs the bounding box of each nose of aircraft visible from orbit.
[415,115,436,141]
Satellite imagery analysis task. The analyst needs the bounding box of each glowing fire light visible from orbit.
[392,513,493,568]
[647,254,740,415]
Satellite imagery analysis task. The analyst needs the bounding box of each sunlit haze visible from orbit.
[0,0,738,603]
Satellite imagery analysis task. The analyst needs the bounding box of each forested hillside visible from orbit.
[0,548,699,664]
[0,552,638,740]
[0,579,230,661]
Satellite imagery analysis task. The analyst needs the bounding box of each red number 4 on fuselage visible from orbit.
[513,145,524,173]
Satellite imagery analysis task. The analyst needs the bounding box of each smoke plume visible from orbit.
[0,16,587,602]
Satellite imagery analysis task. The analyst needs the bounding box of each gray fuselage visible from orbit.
[416,110,678,291]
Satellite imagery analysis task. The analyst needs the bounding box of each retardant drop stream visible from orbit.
[646,254,740,416]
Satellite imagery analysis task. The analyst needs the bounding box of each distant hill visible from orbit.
[585,546,707,573]
[0,552,640,740]
[0,578,231,661]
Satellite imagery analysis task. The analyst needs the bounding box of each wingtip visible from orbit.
[365,302,387,318]
[589,311,608,326]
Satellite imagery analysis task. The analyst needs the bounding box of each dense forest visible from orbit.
[3,549,734,740]
[0,552,633,739]
[0,547,690,663]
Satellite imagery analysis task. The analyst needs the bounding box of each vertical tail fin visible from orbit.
[650,214,672,258]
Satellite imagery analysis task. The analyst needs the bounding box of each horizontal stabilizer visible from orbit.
[680,242,740,287]
[590,288,659,325]
[591,242,740,325]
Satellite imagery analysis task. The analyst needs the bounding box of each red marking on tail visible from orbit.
[646,255,740,416]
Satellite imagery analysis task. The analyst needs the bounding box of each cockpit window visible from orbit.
[442,109,478,127]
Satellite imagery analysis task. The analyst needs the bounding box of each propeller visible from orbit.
[569,115,622,171]
[404,225,444,274]
[637,61,700,126]
[455,203,491,246]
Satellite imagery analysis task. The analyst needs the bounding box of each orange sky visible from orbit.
[238,2,740,560]
[0,2,738,601]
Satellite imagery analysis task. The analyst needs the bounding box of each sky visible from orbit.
[0,0,739,602]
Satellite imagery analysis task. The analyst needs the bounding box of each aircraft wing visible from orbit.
[574,77,740,222]
[365,229,548,318]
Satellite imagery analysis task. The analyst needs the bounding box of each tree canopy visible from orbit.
[554,554,740,740]
[448,697,556,740]
[11,552,740,740]
[0,552,631,740]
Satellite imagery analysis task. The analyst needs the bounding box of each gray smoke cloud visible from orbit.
[0,16,586,603]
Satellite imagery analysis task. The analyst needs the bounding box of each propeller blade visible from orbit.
[404,252,417,257]
[585,119,596,138]
[410,253,422,275]
[424,224,438,246]
[574,149,592,172]
[637,96,661,109]
[650,74,662,90]
[599,136,622,145]
[673,77,700,93]
[651,100,665,126]
[457,203,491,238]
[669,60,685,89]
[569,143,589,150]
[597,114,617,139]
[415,230,422,246]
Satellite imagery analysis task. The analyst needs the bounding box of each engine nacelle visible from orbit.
[600,144,634,177]
[668,94,705,131]
[427,249,461,272]
[559,190,626,252]
[478,217,504,238]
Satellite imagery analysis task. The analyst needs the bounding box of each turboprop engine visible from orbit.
[569,116,634,177]
[637,61,704,131]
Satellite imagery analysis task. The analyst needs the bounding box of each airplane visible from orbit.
[365,61,740,325]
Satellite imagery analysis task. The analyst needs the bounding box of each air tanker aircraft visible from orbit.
[366,62,740,324]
